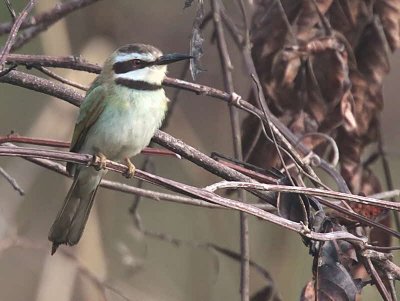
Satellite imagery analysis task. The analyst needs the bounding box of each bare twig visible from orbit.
[234,0,249,44]
[219,9,351,194]
[388,279,398,301]
[366,245,400,251]
[1,57,389,213]
[211,0,249,299]
[34,66,89,90]
[0,166,24,195]
[17,150,276,211]
[153,131,277,204]
[0,0,101,35]
[4,0,17,21]
[274,0,296,43]
[363,257,392,301]
[371,190,400,200]
[0,133,69,148]
[0,0,101,52]
[0,144,367,244]
[364,250,400,281]
[213,158,278,184]
[0,134,180,158]
[0,56,371,194]
[0,69,83,105]
[0,63,17,77]
[0,1,398,298]
[205,181,400,212]
[314,196,400,239]
[0,0,37,71]
[296,132,340,167]
[0,67,265,180]
[5,53,101,72]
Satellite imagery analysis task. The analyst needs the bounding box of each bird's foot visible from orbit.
[123,158,136,178]
[93,152,107,171]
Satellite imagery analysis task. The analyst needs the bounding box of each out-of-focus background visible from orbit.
[0,1,398,300]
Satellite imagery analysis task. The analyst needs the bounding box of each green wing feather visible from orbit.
[67,79,106,175]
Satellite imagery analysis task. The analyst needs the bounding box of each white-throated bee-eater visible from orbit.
[49,43,192,254]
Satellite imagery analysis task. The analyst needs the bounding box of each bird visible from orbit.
[48,43,192,254]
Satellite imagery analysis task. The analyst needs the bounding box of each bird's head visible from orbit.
[104,43,192,87]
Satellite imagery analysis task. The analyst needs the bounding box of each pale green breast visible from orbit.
[80,84,168,161]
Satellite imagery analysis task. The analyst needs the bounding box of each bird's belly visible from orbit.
[82,91,167,161]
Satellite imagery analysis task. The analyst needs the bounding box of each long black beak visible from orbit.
[155,53,193,65]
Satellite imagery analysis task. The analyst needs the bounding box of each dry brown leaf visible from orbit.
[374,0,400,50]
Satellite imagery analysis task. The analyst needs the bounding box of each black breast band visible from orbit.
[115,78,162,91]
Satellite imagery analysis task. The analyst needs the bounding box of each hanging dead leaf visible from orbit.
[374,0,400,50]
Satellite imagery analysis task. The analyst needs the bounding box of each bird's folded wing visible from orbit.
[66,84,106,175]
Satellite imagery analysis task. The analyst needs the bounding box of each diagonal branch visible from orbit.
[0,144,367,244]
[205,181,400,212]
[2,71,280,202]
[0,166,24,195]
[0,0,37,71]
[0,0,101,35]
[20,151,275,210]
[0,60,349,194]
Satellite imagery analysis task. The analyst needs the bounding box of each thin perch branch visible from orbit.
[21,153,273,210]
[0,144,367,244]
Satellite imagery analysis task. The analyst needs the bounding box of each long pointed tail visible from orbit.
[48,168,103,254]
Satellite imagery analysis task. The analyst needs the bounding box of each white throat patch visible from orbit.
[115,65,167,85]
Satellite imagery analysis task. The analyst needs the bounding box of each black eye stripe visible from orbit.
[112,59,151,74]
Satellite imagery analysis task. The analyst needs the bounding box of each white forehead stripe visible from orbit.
[114,52,156,63]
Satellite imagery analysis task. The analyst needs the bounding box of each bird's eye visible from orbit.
[132,59,142,66]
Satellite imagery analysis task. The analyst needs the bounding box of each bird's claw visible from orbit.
[94,153,107,171]
[123,158,136,178]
